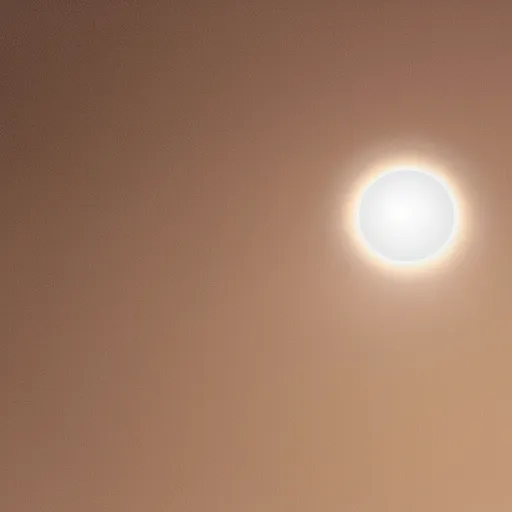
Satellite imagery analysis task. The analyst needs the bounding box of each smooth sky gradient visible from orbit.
[3,2,512,511]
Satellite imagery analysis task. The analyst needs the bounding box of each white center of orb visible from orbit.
[356,168,458,265]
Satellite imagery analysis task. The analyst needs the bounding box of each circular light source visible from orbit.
[355,167,459,267]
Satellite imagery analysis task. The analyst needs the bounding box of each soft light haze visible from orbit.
[3,2,512,512]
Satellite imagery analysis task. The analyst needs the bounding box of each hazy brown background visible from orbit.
[3,2,512,511]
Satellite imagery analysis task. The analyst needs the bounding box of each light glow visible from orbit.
[343,158,468,274]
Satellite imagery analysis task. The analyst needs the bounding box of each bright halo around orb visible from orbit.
[350,164,463,270]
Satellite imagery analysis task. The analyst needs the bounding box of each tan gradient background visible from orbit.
[2,2,512,511]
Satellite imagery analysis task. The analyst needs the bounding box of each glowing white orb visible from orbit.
[354,167,459,267]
